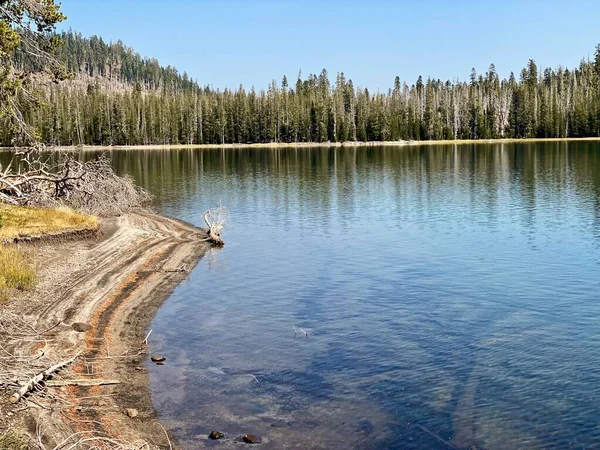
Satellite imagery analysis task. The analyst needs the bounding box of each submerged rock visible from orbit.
[355,419,374,435]
[72,322,91,332]
[208,431,225,440]
[242,434,262,444]
[151,355,166,363]
[269,420,290,428]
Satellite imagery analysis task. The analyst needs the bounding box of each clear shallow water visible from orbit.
[111,143,600,449]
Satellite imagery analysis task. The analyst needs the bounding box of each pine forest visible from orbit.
[4,31,600,146]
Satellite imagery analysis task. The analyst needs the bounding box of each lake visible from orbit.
[111,142,600,449]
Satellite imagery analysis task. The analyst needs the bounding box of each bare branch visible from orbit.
[0,151,152,216]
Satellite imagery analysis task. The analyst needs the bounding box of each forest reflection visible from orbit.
[99,142,600,239]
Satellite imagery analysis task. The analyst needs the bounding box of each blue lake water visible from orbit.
[110,143,600,449]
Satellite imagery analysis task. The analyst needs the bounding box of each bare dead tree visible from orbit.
[0,151,152,216]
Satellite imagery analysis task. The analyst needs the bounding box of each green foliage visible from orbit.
[0,20,20,57]
[0,0,66,145]
[0,0,65,32]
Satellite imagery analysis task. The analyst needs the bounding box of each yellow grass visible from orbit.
[0,204,98,239]
[0,205,97,301]
[0,244,35,300]
[0,429,29,449]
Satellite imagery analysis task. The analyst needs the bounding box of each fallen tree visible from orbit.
[0,149,152,216]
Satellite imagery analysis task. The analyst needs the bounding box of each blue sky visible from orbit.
[58,0,600,90]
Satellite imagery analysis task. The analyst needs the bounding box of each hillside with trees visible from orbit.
[3,30,600,146]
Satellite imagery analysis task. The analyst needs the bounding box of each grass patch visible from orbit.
[0,244,35,293]
[0,429,29,450]
[0,205,98,240]
[0,204,97,301]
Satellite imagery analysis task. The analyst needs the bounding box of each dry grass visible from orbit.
[0,205,98,240]
[0,429,28,450]
[0,245,35,301]
[0,205,97,301]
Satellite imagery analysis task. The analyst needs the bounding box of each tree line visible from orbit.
[3,31,600,146]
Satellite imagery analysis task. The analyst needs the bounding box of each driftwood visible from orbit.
[293,326,308,338]
[202,206,226,245]
[0,150,152,216]
[45,379,120,387]
[142,329,152,346]
[37,429,152,450]
[9,352,81,403]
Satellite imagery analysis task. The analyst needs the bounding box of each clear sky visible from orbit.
[57,0,600,91]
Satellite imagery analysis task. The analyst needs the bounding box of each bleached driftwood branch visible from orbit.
[201,205,227,245]
[10,351,81,403]
[45,378,120,387]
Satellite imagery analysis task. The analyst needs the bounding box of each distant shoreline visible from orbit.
[2,137,600,152]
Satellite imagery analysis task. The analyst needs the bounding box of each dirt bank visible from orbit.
[0,211,210,448]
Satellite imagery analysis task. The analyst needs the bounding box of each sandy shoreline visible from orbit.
[2,137,600,153]
[0,211,210,448]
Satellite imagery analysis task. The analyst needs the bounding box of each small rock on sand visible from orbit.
[72,322,91,332]
[125,408,139,418]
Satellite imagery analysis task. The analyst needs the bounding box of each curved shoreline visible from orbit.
[1,211,210,448]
